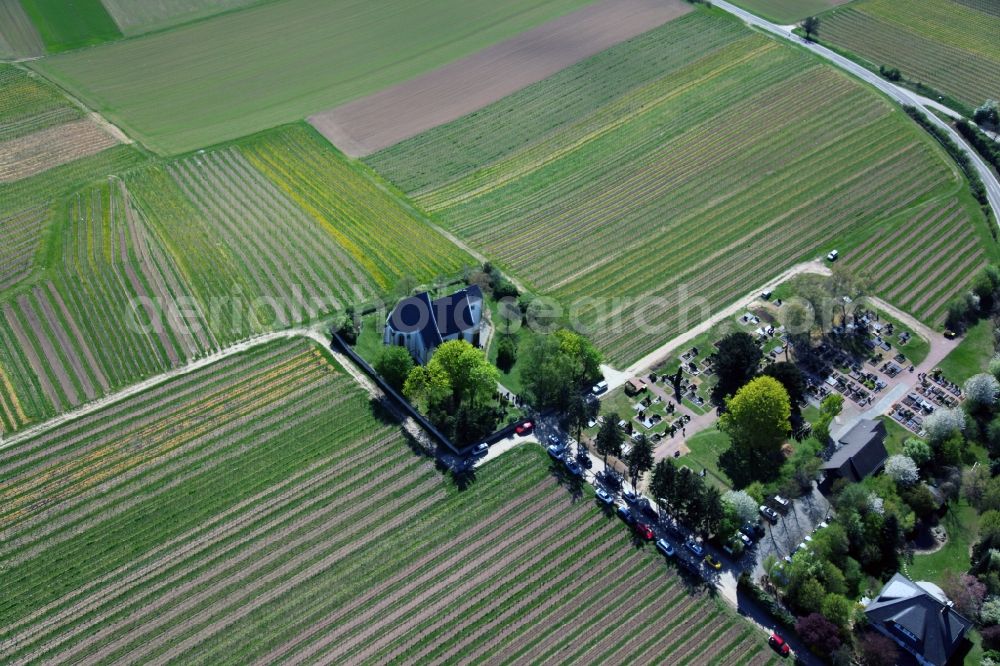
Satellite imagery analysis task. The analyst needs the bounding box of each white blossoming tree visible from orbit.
[965,373,1000,409]
[723,490,759,523]
[923,407,966,443]
[885,455,919,486]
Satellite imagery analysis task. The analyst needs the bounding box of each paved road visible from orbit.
[712,0,1000,222]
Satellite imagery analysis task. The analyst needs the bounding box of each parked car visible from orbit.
[596,488,615,505]
[635,522,655,541]
[685,540,705,557]
[592,380,608,395]
[471,442,488,457]
[637,498,658,520]
[704,554,722,570]
[564,458,583,477]
[577,452,593,469]
[665,523,684,539]
[547,434,563,447]
[759,505,779,523]
[547,443,566,459]
[617,505,636,525]
[622,490,638,504]
[826,249,838,262]
[772,495,790,509]
[655,538,675,557]
[515,420,533,435]
[738,531,752,547]
[769,633,791,657]
[740,521,765,541]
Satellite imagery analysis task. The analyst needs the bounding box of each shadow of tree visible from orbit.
[548,461,584,502]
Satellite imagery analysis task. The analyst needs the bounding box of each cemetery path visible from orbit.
[612,260,831,386]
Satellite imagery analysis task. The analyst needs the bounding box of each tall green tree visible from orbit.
[375,346,414,392]
[403,339,500,444]
[520,329,602,411]
[626,434,654,493]
[802,15,820,40]
[650,458,677,515]
[596,413,624,470]
[712,332,762,402]
[719,376,791,483]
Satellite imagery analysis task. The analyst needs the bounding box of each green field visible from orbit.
[729,0,849,24]
[938,318,995,383]
[820,0,1000,109]
[0,117,471,433]
[99,0,264,36]
[31,0,596,154]
[0,338,777,664]
[368,11,979,366]
[842,195,998,325]
[0,0,44,59]
[0,65,82,141]
[19,0,121,53]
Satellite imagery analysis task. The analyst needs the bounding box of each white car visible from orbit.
[826,249,839,262]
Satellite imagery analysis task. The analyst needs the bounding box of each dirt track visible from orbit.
[309,0,691,157]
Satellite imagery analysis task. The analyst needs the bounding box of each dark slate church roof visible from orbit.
[387,285,482,351]
[821,419,888,480]
[866,573,972,666]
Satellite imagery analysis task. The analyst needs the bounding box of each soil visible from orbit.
[309,0,692,156]
[0,119,118,182]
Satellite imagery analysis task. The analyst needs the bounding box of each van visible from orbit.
[592,380,608,395]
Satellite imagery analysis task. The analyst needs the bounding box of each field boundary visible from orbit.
[309,0,692,156]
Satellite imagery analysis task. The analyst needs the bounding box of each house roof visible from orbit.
[866,573,972,666]
[389,291,442,351]
[387,285,482,353]
[432,285,482,338]
[821,419,888,479]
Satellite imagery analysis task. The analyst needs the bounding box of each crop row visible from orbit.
[847,197,989,324]
[821,6,1000,107]
[0,65,81,142]
[393,13,961,365]
[0,204,48,291]
[366,12,749,193]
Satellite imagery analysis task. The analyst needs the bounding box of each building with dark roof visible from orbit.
[865,573,972,666]
[383,285,483,364]
[821,419,888,483]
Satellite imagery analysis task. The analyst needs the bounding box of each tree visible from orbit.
[859,632,898,666]
[795,612,841,653]
[827,265,867,324]
[723,490,759,524]
[942,572,986,619]
[902,438,932,466]
[520,329,602,411]
[900,483,938,519]
[374,346,414,392]
[650,458,677,515]
[924,407,966,444]
[719,376,791,482]
[626,434,654,492]
[885,455,919,486]
[712,332,762,402]
[820,593,855,630]
[596,413,624,470]
[495,336,517,373]
[813,393,844,444]
[696,485,725,536]
[762,361,806,412]
[964,464,992,509]
[966,373,1000,412]
[989,353,1000,383]
[801,15,820,40]
[981,595,1000,625]
[975,99,1000,127]
[403,339,500,444]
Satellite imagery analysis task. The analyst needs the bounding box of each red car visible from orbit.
[768,633,790,657]
[515,421,534,435]
[635,522,655,541]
